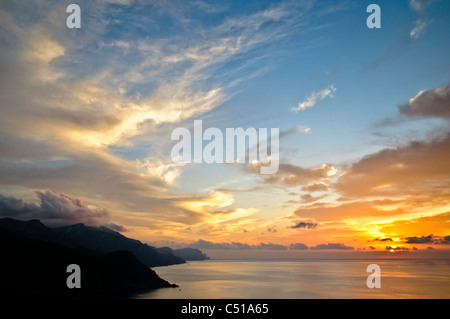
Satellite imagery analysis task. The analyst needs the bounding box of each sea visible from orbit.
[132,259,450,299]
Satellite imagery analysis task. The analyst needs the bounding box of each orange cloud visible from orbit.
[292,199,407,222]
[301,182,329,192]
[379,212,450,238]
[335,133,450,199]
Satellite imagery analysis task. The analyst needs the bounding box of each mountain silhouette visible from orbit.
[0,226,177,298]
[0,217,185,267]
[158,247,210,261]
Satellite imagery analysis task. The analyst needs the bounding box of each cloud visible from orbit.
[379,212,450,238]
[289,243,308,250]
[277,126,312,141]
[299,194,325,204]
[291,85,336,112]
[0,133,203,225]
[375,238,393,242]
[409,0,423,12]
[0,191,116,227]
[244,162,337,188]
[399,86,450,119]
[37,191,109,224]
[301,182,329,192]
[291,199,407,222]
[188,239,287,250]
[254,243,287,250]
[361,0,433,73]
[0,193,41,219]
[404,234,434,244]
[281,164,337,186]
[408,0,434,39]
[310,243,354,250]
[317,86,450,227]
[107,223,128,232]
[175,191,259,234]
[0,0,331,234]
[386,246,409,251]
[334,133,450,199]
[437,236,450,244]
[410,19,428,39]
[289,220,318,230]
[177,191,235,215]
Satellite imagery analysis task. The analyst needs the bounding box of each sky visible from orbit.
[0,0,449,259]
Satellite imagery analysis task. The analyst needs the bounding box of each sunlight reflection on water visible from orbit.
[132,259,450,299]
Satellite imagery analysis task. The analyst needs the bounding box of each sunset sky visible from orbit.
[0,0,449,258]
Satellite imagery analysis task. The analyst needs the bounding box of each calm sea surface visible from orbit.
[132,259,450,299]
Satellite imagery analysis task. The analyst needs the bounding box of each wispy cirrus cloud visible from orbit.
[409,0,424,12]
[291,85,336,112]
[408,0,432,39]
[0,0,323,235]
[410,19,428,39]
